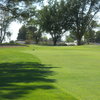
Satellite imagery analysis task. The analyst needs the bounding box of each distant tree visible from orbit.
[27,26,42,44]
[84,30,96,44]
[66,36,74,42]
[68,0,100,45]
[95,31,100,43]
[69,31,77,40]
[84,20,98,43]
[17,25,42,44]
[33,28,42,44]
[41,36,48,45]
[17,25,27,40]
[9,40,15,43]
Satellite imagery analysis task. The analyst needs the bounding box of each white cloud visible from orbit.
[8,22,23,41]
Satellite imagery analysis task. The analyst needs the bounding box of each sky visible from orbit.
[8,22,23,41]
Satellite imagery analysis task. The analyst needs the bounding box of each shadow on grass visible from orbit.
[0,62,56,99]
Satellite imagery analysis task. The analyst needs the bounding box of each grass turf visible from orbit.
[0,45,100,100]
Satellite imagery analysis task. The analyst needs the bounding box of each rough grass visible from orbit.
[0,45,100,100]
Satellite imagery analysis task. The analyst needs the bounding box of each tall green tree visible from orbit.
[38,0,70,45]
[68,0,100,45]
[0,3,16,43]
[0,0,43,43]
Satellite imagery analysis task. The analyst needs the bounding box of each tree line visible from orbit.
[0,0,100,45]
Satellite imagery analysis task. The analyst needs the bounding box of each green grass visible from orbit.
[0,45,100,100]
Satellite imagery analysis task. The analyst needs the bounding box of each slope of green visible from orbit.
[0,45,100,100]
[26,45,100,100]
[0,47,77,100]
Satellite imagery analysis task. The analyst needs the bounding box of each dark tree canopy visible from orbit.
[17,25,42,44]
[37,0,100,45]
[68,0,100,45]
[38,0,71,45]
[17,25,27,41]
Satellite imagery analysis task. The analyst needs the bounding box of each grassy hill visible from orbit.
[0,45,100,100]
